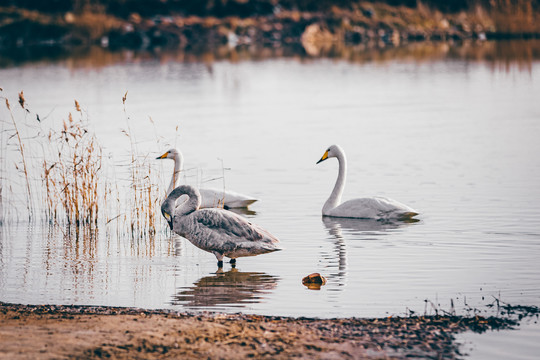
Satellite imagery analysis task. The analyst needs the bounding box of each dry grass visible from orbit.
[413,0,540,34]
[66,11,125,41]
[120,92,162,237]
[0,6,124,41]
[42,105,102,226]
[488,0,540,33]
[1,89,163,235]
[2,92,34,219]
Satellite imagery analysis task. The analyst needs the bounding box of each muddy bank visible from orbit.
[1,302,538,359]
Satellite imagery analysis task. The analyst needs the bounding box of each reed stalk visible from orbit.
[3,95,34,219]
[43,102,102,226]
[2,89,164,237]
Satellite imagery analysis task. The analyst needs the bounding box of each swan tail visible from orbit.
[398,211,419,221]
[224,199,258,209]
[262,243,283,253]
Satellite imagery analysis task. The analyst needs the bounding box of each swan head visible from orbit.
[161,198,175,230]
[316,144,344,164]
[156,148,179,160]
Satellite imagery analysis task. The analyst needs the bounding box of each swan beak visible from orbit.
[316,150,329,164]
[156,151,168,160]
[163,211,173,229]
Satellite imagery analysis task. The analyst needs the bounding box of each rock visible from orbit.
[301,24,334,56]
[64,12,75,24]
[302,273,327,290]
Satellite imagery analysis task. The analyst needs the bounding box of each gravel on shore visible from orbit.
[2,301,536,359]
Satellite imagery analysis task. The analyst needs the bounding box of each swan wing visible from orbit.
[174,209,280,257]
[194,209,273,242]
[327,197,417,220]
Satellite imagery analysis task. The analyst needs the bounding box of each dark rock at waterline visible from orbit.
[0,19,68,48]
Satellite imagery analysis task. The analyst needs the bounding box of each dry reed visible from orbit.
[42,102,102,226]
[121,91,161,237]
[1,89,164,236]
[2,92,34,219]
[488,0,539,34]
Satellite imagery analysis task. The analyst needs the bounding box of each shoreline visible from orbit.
[2,4,540,54]
[1,301,538,359]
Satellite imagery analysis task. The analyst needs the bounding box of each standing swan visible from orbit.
[316,145,418,220]
[162,185,281,267]
[157,149,258,209]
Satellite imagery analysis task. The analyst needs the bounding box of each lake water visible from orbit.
[1,40,540,358]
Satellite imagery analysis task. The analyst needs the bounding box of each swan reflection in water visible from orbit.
[321,217,419,288]
[170,268,279,308]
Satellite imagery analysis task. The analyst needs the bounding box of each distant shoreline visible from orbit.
[1,3,540,54]
[2,301,537,359]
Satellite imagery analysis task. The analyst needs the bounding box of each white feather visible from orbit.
[317,145,418,220]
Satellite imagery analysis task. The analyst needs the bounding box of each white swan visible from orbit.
[157,149,258,209]
[316,144,418,220]
[162,185,281,267]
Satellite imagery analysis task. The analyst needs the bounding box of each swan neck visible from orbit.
[323,152,347,214]
[167,152,183,196]
[166,185,201,217]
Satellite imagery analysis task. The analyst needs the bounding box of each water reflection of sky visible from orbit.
[1,41,540,321]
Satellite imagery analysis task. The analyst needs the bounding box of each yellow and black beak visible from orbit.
[162,211,173,230]
[316,150,329,164]
[156,151,168,160]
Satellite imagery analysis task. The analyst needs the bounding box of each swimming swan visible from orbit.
[316,144,418,220]
[162,185,281,267]
[157,148,258,209]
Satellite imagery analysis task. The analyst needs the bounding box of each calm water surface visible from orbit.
[1,41,540,358]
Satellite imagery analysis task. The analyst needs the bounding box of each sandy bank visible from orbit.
[1,302,532,359]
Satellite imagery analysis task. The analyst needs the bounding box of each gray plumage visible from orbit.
[162,185,281,265]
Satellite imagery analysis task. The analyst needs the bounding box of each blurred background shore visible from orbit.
[2,0,540,66]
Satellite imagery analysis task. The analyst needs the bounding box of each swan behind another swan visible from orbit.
[157,148,258,209]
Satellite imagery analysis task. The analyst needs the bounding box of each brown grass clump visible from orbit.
[489,0,540,34]
[43,103,102,226]
[1,89,163,235]
[66,11,125,42]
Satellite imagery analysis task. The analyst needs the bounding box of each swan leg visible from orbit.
[229,258,236,268]
[214,252,224,268]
